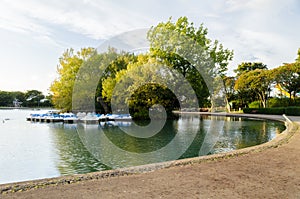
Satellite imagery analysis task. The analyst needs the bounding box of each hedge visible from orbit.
[285,107,300,116]
[243,107,300,116]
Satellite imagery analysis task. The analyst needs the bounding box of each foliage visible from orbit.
[234,69,272,108]
[223,76,236,100]
[232,62,268,109]
[234,62,267,77]
[248,101,261,108]
[222,76,237,110]
[243,106,300,116]
[24,90,45,107]
[50,46,137,112]
[97,17,234,118]
[0,91,17,107]
[272,62,300,103]
[100,52,139,106]
[232,50,300,110]
[296,48,300,63]
[0,90,51,107]
[267,98,290,108]
[50,48,96,111]
[243,107,286,115]
[77,49,136,113]
[128,83,179,120]
[147,16,233,108]
[285,106,300,116]
[102,55,182,119]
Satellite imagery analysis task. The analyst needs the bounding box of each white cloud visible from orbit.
[0,0,154,40]
[0,0,299,91]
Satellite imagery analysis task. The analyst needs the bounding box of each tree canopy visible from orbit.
[147,16,233,108]
[272,62,300,102]
[0,90,51,107]
[296,48,300,63]
[50,47,96,111]
[235,69,272,108]
[50,16,233,117]
[234,62,267,77]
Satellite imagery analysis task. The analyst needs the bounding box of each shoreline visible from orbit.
[0,113,295,195]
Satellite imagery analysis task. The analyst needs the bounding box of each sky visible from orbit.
[0,0,300,94]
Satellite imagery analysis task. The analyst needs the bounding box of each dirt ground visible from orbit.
[2,116,300,199]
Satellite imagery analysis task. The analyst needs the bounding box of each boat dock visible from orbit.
[26,111,132,124]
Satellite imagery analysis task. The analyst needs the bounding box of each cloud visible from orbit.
[0,0,155,40]
[0,0,299,91]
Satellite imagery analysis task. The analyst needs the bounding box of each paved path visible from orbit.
[2,114,300,198]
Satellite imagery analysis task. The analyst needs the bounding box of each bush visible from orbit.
[268,98,289,108]
[285,107,300,116]
[243,107,285,115]
[248,101,261,108]
[243,107,300,116]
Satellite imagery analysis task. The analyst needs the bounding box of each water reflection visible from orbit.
[0,110,286,184]
[49,115,285,173]
[76,117,199,169]
[49,123,110,175]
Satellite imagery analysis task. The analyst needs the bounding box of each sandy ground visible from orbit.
[2,115,300,199]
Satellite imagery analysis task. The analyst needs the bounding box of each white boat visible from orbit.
[106,114,132,121]
[27,110,61,122]
[60,113,79,123]
[80,112,99,124]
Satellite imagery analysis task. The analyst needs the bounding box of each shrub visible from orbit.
[243,107,300,116]
[285,107,300,116]
[268,98,289,108]
[248,101,261,108]
[243,107,285,115]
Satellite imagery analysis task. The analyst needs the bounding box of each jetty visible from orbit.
[26,111,132,124]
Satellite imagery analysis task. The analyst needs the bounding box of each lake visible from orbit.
[0,109,285,184]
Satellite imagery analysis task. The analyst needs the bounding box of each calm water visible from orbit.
[0,109,285,184]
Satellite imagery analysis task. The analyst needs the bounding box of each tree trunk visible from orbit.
[259,92,267,108]
[97,97,110,114]
[289,91,292,105]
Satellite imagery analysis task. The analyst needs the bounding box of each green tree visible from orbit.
[233,62,268,108]
[273,62,300,104]
[234,62,267,77]
[69,47,137,113]
[24,90,44,107]
[222,76,237,109]
[102,54,181,119]
[0,90,49,107]
[235,69,272,108]
[128,83,179,119]
[95,51,137,113]
[296,48,300,63]
[51,17,233,115]
[12,91,26,104]
[50,48,96,111]
[0,91,14,106]
[147,16,233,109]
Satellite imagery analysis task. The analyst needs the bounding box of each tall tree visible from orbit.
[0,91,14,107]
[96,51,137,113]
[296,48,300,63]
[234,62,267,77]
[147,16,233,109]
[234,62,268,107]
[235,69,272,108]
[24,90,44,107]
[102,54,181,119]
[50,48,96,111]
[223,76,236,103]
[273,62,300,103]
